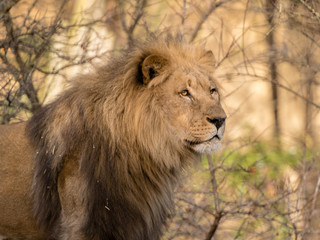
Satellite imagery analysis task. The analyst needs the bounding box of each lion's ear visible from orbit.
[141,55,168,84]
[200,50,216,68]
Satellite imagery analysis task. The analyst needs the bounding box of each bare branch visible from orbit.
[299,0,320,25]
[0,0,20,14]
[189,0,232,42]
[205,154,224,239]
[120,0,148,44]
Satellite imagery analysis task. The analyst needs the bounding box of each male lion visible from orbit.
[0,37,226,240]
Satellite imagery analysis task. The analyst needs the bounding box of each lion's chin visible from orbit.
[186,136,222,154]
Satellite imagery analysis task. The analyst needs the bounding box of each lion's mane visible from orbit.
[28,37,199,239]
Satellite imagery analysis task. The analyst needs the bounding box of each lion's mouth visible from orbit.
[185,135,220,146]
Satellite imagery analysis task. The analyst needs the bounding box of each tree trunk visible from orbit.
[266,0,280,145]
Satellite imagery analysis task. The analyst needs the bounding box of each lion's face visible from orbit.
[140,49,226,154]
[158,68,226,154]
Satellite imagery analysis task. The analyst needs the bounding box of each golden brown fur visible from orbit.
[0,37,226,240]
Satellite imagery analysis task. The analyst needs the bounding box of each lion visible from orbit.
[0,36,226,240]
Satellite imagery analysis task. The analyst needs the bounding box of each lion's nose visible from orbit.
[206,117,226,130]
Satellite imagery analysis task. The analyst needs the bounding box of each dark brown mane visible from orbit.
[28,37,198,239]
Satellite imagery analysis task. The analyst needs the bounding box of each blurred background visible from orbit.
[0,0,319,239]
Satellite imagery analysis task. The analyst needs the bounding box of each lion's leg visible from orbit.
[57,157,88,240]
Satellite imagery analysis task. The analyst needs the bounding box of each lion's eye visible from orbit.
[210,88,217,94]
[180,90,191,97]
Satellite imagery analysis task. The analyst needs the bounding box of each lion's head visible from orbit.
[127,40,226,157]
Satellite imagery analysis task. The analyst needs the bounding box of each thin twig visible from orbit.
[180,0,187,38]
[299,0,320,25]
[205,154,224,239]
[311,176,320,214]
[189,0,232,42]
